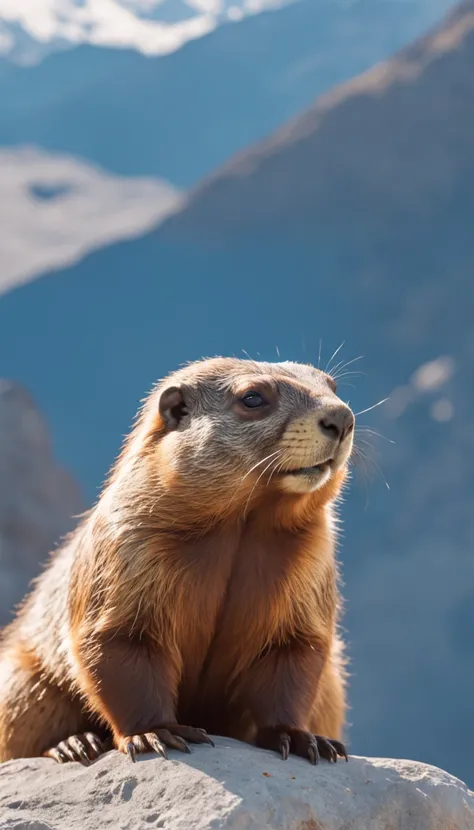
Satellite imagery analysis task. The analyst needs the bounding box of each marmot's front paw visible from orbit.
[256,726,348,765]
[118,724,214,762]
[44,732,105,765]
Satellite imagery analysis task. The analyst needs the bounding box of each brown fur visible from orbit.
[0,357,354,763]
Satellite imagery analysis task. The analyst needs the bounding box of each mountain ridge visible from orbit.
[0,0,463,186]
[0,0,457,65]
[161,0,474,232]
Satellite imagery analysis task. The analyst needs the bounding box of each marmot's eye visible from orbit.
[241,391,265,408]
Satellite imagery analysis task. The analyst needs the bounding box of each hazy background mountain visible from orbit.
[0,0,284,65]
[1,0,473,790]
[0,0,461,187]
[0,380,83,627]
[0,0,458,66]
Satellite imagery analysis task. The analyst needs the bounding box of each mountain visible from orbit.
[1,0,474,786]
[0,146,182,295]
[167,0,474,235]
[0,0,461,186]
[0,380,82,627]
[0,0,279,65]
[0,0,458,65]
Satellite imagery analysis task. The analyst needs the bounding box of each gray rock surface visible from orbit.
[0,379,82,625]
[0,737,472,829]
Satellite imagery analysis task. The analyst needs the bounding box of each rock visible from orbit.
[0,737,472,829]
[0,380,82,626]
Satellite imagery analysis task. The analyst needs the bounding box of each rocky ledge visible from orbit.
[0,737,472,829]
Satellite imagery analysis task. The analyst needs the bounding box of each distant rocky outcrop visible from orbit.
[0,380,82,626]
[0,738,472,829]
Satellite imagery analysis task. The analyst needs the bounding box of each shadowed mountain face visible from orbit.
[166,0,474,231]
[0,0,461,186]
[0,0,473,785]
[0,381,82,627]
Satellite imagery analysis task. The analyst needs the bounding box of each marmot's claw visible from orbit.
[195,728,214,747]
[256,726,349,766]
[314,735,338,763]
[147,733,168,759]
[86,732,105,757]
[45,732,104,765]
[327,738,348,761]
[156,732,190,754]
[120,724,213,760]
[67,736,91,766]
[47,747,66,764]
[279,733,290,761]
[307,739,320,765]
[157,724,214,747]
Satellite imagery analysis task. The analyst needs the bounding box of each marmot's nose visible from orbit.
[318,405,354,443]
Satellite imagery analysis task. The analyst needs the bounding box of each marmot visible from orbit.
[0,357,354,766]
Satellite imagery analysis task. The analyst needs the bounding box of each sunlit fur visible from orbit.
[277,412,353,494]
[0,357,354,761]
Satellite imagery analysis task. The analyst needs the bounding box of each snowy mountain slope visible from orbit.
[0,146,182,294]
[0,0,289,64]
[0,0,460,65]
[0,0,466,188]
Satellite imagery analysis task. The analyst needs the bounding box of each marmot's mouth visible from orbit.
[284,460,333,477]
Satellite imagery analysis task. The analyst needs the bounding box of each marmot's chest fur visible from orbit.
[161,515,331,723]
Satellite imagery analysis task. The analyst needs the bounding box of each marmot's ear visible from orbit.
[158,386,188,431]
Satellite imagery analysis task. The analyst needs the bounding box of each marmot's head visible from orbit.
[130,358,354,516]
